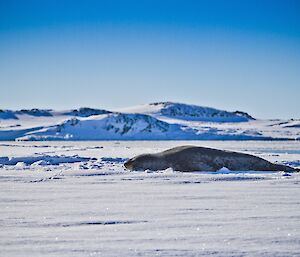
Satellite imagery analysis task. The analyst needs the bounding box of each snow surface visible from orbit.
[0,141,300,256]
[1,102,299,141]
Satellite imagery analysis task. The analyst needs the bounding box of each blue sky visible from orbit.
[0,0,299,119]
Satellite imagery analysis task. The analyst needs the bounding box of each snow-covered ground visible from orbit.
[1,141,300,256]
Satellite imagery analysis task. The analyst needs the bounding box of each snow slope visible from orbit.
[0,103,299,141]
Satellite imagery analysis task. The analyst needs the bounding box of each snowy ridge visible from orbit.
[62,107,111,117]
[0,102,299,141]
[0,107,110,120]
[16,109,53,117]
[118,102,254,122]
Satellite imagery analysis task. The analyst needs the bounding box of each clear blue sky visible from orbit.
[0,0,299,119]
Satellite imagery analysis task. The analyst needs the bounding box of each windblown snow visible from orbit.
[0,102,299,141]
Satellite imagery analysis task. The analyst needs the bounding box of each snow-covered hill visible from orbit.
[0,103,299,141]
[16,113,199,141]
[117,102,254,122]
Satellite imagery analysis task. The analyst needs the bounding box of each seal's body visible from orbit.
[124,145,297,172]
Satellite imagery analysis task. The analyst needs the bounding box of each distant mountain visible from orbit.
[16,109,53,117]
[0,102,298,141]
[17,112,270,141]
[0,108,111,120]
[62,107,111,117]
[118,102,255,122]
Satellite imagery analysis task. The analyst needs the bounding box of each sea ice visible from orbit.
[0,141,299,257]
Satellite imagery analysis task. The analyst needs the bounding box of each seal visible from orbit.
[124,145,298,172]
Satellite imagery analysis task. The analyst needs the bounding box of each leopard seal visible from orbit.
[124,145,298,172]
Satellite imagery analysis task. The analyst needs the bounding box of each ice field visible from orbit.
[1,141,300,256]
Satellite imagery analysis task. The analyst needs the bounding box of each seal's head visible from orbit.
[124,158,135,170]
[124,154,167,171]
